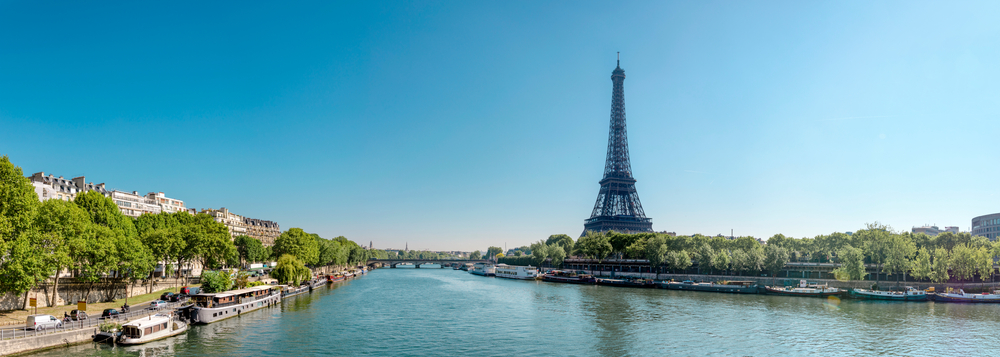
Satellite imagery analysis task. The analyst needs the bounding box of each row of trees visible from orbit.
[530,223,1000,284]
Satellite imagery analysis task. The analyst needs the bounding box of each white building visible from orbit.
[27,172,108,202]
[111,190,161,218]
[202,207,248,240]
[912,225,959,236]
[146,192,188,214]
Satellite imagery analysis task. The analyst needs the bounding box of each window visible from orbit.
[144,327,152,335]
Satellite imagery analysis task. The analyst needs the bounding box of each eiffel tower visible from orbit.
[582,55,653,236]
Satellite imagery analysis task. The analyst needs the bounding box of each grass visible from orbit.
[0,284,200,327]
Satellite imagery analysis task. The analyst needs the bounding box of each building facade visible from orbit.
[911,225,959,236]
[110,190,161,218]
[146,192,188,214]
[202,207,248,240]
[972,213,1000,240]
[27,172,109,202]
[244,217,280,246]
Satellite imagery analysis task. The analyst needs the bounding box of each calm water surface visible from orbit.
[27,266,1000,356]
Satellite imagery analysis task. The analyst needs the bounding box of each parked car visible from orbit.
[148,300,168,310]
[160,292,177,302]
[26,314,62,330]
[101,308,120,319]
[69,309,88,320]
[180,286,200,296]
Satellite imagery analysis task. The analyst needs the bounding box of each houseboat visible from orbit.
[460,263,473,271]
[495,264,539,280]
[764,280,842,297]
[281,284,310,298]
[188,285,281,324]
[117,313,188,345]
[541,270,596,284]
[328,273,346,283]
[469,263,496,277]
[849,286,928,301]
[659,280,760,294]
[932,288,1000,303]
[596,277,656,288]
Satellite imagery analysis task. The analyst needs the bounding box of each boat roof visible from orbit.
[124,315,171,328]
[192,285,273,298]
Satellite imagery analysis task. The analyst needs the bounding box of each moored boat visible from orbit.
[764,280,842,297]
[188,285,281,324]
[328,273,346,283]
[495,264,539,280]
[659,280,759,294]
[469,263,496,277]
[596,276,656,288]
[932,288,1000,303]
[116,313,188,345]
[541,270,596,284]
[849,286,928,301]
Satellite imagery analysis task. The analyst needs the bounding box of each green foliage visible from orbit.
[273,228,320,266]
[200,270,234,293]
[950,243,977,283]
[931,248,950,283]
[832,245,867,281]
[763,244,789,277]
[545,234,574,256]
[234,235,267,265]
[272,254,311,285]
[668,250,692,272]
[577,231,612,262]
[908,247,933,281]
[645,236,668,271]
[529,240,548,266]
[486,246,503,259]
[547,244,566,267]
[469,250,482,260]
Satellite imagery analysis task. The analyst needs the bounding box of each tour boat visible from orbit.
[495,264,539,280]
[117,313,188,345]
[596,277,656,288]
[188,285,281,324]
[469,263,496,277]
[764,280,842,297]
[659,280,760,294]
[932,288,1000,303]
[541,270,596,284]
[848,286,928,301]
[460,263,473,271]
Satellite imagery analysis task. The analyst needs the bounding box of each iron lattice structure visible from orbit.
[582,59,653,236]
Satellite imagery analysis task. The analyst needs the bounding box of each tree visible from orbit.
[645,236,668,279]
[931,248,950,284]
[547,244,567,268]
[746,246,766,274]
[235,235,267,266]
[141,227,186,291]
[698,243,715,274]
[469,251,482,260]
[668,250,692,273]
[545,234,575,256]
[909,247,933,282]
[763,244,789,281]
[200,270,233,293]
[975,246,994,290]
[272,254,311,285]
[486,246,503,260]
[713,250,730,275]
[950,243,976,286]
[832,245,867,281]
[857,222,893,283]
[730,249,749,275]
[577,231,612,262]
[33,199,90,306]
[0,156,43,304]
[273,228,320,266]
[882,233,916,286]
[529,240,549,266]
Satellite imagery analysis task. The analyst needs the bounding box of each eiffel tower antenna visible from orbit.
[582,54,653,236]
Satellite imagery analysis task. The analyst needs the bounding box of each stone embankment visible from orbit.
[0,327,97,356]
[0,277,198,311]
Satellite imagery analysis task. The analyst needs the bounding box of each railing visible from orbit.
[0,299,189,341]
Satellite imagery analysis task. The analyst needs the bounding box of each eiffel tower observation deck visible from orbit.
[582,55,653,236]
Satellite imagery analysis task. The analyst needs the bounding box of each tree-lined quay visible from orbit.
[495,225,1000,287]
[0,155,390,310]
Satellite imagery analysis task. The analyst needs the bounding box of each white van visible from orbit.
[26,314,62,330]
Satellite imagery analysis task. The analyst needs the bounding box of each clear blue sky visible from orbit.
[2,1,999,251]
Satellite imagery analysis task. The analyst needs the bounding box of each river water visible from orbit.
[25,265,1000,356]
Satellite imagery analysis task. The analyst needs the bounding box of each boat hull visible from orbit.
[191,293,281,324]
[764,287,842,297]
[597,279,656,288]
[932,293,1000,303]
[120,322,188,345]
[541,276,596,284]
[659,282,759,294]
[849,290,928,301]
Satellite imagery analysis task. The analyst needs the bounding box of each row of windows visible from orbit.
[143,322,167,336]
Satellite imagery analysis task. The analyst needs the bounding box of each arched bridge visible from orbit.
[367,259,491,269]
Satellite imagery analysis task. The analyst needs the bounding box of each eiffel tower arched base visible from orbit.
[581,216,653,237]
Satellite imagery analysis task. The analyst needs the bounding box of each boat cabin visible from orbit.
[121,316,170,339]
[191,285,275,309]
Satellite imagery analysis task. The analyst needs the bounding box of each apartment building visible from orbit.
[111,190,161,218]
[27,172,109,202]
[244,217,280,246]
[146,192,188,214]
[202,207,248,240]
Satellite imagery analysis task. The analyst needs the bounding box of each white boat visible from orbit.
[933,288,1000,303]
[118,313,188,345]
[495,264,538,280]
[189,285,281,324]
[469,263,496,277]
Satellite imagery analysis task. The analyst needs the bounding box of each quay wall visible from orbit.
[0,327,96,356]
[559,269,1000,291]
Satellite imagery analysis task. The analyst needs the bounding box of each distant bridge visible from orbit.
[367,259,490,269]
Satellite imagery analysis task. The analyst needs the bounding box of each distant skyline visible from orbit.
[2,1,999,251]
